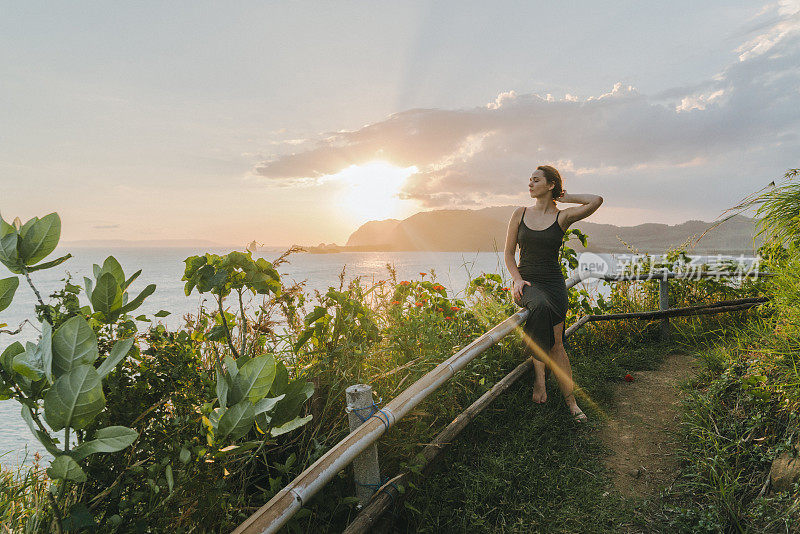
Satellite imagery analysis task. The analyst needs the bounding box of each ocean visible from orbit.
[0,247,755,465]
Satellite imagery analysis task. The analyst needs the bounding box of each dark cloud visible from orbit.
[254,4,800,210]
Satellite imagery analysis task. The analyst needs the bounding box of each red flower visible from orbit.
[420,297,427,302]
[392,300,400,305]
[450,306,460,312]
[445,316,452,320]
[415,302,423,307]
[437,307,443,312]
[624,374,634,382]
[502,287,510,291]
[419,272,427,278]
[400,280,411,286]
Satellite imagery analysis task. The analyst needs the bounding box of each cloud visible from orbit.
[254,3,800,210]
[92,224,120,229]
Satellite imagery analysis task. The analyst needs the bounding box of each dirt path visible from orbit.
[598,351,699,497]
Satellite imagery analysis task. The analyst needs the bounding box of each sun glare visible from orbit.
[329,161,418,224]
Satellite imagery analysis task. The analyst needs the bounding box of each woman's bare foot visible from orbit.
[532,381,547,403]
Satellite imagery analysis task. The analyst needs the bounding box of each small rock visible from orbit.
[770,446,800,492]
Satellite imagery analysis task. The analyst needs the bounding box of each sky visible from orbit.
[2,1,799,247]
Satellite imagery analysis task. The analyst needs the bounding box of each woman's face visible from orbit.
[528,169,553,198]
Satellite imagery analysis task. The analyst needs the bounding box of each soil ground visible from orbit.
[598,351,699,498]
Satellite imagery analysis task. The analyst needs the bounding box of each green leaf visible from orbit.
[83,276,94,299]
[270,360,289,396]
[165,464,174,494]
[121,269,141,291]
[154,310,170,318]
[179,447,191,464]
[253,394,285,415]
[270,379,314,427]
[13,342,44,381]
[52,316,99,377]
[229,354,276,405]
[96,337,134,378]
[0,276,18,312]
[43,365,105,431]
[98,256,125,287]
[293,328,314,353]
[18,213,61,266]
[1,342,24,374]
[215,365,230,410]
[47,455,87,482]
[20,405,61,456]
[270,414,313,437]
[71,426,139,461]
[91,272,120,316]
[216,400,255,442]
[224,355,238,377]
[26,253,72,272]
[37,320,54,384]
[107,283,156,322]
[0,230,21,273]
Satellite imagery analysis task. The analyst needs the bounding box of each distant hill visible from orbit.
[341,206,764,254]
[63,239,228,248]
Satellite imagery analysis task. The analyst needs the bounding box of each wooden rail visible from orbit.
[233,268,770,534]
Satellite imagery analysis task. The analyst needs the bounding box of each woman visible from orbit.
[503,165,603,422]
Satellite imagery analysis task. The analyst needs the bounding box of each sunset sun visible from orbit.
[329,161,418,224]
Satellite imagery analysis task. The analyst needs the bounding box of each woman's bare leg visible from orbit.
[531,356,547,403]
[549,322,586,420]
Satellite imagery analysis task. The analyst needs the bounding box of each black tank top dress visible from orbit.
[517,208,569,354]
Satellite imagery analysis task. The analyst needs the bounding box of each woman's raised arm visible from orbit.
[557,192,603,227]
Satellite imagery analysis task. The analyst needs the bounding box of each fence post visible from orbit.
[345,384,382,507]
[659,278,670,341]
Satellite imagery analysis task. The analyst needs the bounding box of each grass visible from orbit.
[0,453,49,534]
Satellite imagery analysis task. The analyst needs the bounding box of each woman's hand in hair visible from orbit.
[513,277,530,305]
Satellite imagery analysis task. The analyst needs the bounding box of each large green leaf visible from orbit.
[0,230,21,273]
[270,414,313,437]
[26,253,72,272]
[97,256,125,286]
[215,365,231,409]
[107,283,156,322]
[37,320,53,384]
[13,342,44,381]
[0,276,18,312]
[216,400,255,442]
[20,405,61,456]
[47,455,87,482]
[1,342,24,374]
[43,365,105,431]
[270,379,314,427]
[269,360,289,396]
[91,272,120,316]
[71,426,138,461]
[96,337,134,378]
[18,213,60,266]
[52,316,99,377]
[229,354,276,405]
[253,394,285,415]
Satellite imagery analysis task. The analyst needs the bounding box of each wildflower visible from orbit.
[437,307,443,312]
[450,306,460,312]
[624,374,634,382]
[445,316,452,320]
[415,302,423,307]
[420,297,427,302]
[502,287,510,291]
[419,272,427,278]
[392,300,400,305]
[400,280,411,286]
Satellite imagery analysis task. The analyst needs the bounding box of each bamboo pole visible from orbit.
[342,359,535,534]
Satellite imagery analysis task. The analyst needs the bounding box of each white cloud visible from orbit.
[254,5,800,211]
